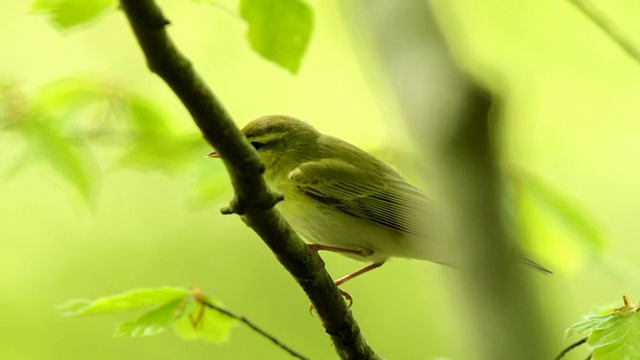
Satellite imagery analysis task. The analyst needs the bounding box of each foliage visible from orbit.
[239,0,314,74]
[58,287,237,342]
[31,0,314,74]
[0,77,219,201]
[11,0,635,358]
[564,296,640,359]
[31,0,117,30]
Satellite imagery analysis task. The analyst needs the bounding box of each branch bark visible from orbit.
[118,1,381,359]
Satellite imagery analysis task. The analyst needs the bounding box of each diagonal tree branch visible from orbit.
[118,1,381,359]
[566,0,640,66]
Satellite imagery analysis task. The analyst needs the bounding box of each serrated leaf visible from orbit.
[115,297,187,338]
[239,0,313,74]
[26,117,93,199]
[31,0,117,30]
[174,296,237,342]
[57,287,189,316]
[589,312,640,359]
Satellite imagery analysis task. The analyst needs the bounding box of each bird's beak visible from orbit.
[207,151,220,158]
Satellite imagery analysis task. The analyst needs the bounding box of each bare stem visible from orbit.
[566,0,640,65]
[199,299,309,360]
[554,337,588,360]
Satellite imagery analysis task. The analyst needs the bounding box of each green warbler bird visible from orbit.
[210,115,551,301]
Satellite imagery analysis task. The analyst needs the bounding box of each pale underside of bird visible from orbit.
[211,115,551,303]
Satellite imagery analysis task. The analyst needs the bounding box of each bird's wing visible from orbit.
[288,159,432,237]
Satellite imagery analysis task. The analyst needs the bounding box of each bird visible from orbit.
[209,115,551,303]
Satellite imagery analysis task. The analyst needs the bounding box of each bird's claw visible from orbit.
[308,287,353,316]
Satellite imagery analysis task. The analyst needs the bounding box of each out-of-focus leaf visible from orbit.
[239,0,313,74]
[36,77,109,122]
[118,136,205,172]
[2,149,36,181]
[510,168,605,271]
[126,95,174,139]
[188,158,230,207]
[174,296,237,342]
[118,96,207,172]
[115,297,187,338]
[57,287,189,316]
[25,117,93,199]
[589,312,640,359]
[31,0,117,30]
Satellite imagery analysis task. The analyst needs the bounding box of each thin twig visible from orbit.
[554,337,588,360]
[566,0,640,65]
[200,299,309,360]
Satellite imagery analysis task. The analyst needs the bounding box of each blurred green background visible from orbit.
[1,0,640,359]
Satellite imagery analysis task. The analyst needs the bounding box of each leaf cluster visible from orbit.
[563,296,640,359]
[58,287,237,341]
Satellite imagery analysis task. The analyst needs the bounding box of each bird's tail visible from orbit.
[520,256,553,275]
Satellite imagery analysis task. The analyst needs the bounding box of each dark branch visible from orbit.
[118,1,381,359]
[554,337,588,360]
[199,298,309,360]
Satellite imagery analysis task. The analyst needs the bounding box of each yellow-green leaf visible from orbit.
[57,287,189,316]
[25,117,94,199]
[115,297,187,338]
[239,0,313,74]
[31,0,117,30]
[589,312,640,359]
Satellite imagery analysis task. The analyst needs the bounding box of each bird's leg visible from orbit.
[334,262,385,287]
[306,244,382,307]
[333,262,385,307]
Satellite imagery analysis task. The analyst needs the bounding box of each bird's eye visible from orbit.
[250,141,264,151]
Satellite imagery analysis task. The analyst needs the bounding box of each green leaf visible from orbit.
[589,312,640,359]
[31,0,117,30]
[57,287,189,316]
[239,0,313,74]
[117,136,205,173]
[36,77,108,121]
[565,315,612,338]
[117,96,207,172]
[25,117,94,199]
[126,95,174,139]
[115,297,187,338]
[174,296,237,342]
[59,288,237,342]
[510,169,606,271]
